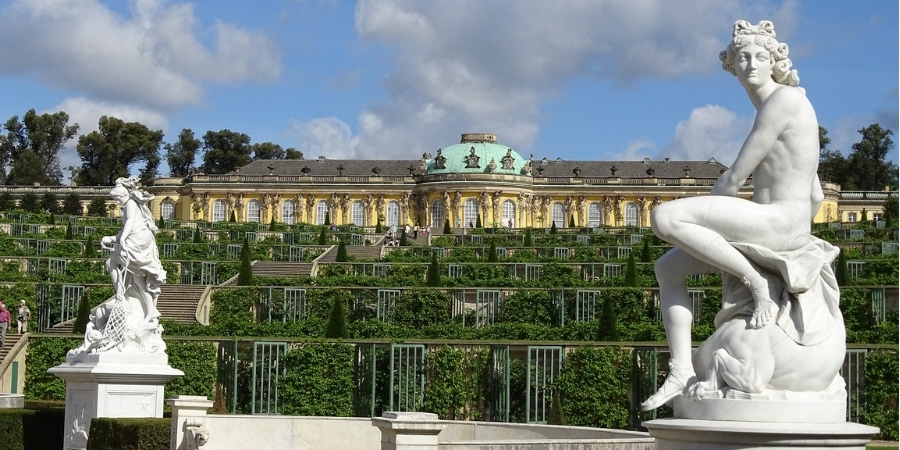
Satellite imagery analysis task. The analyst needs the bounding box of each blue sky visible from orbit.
[0,0,896,179]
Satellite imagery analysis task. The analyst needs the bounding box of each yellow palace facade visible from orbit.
[148,133,846,228]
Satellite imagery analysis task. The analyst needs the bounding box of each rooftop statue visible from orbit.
[71,177,168,359]
[642,20,845,413]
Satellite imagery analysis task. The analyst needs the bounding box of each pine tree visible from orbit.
[193,228,203,243]
[475,214,482,228]
[550,221,557,234]
[426,252,441,287]
[835,249,849,286]
[323,214,330,226]
[318,227,328,245]
[547,393,567,426]
[624,252,638,287]
[335,239,348,262]
[73,296,91,334]
[524,228,533,246]
[237,237,254,286]
[488,240,498,263]
[399,228,408,246]
[270,214,276,229]
[599,298,619,341]
[375,218,383,234]
[229,210,237,222]
[443,218,451,234]
[325,297,348,339]
[84,237,97,258]
[569,215,576,228]
[65,223,74,240]
[640,238,652,263]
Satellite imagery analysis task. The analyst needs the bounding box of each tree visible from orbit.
[84,237,97,258]
[63,192,82,216]
[0,192,11,211]
[475,214,482,228]
[19,191,40,212]
[229,210,237,222]
[624,252,638,287]
[818,126,845,184]
[550,221,557,234]
[65,223,74,240]
[318,227,328,245]
[284,148,303,160]
[523,228,533,246]
[844,124,897,191]
[599,298,620,341]
[835,249,849,286]
[443,218,451,235]
[0,109,79,185]
[75,116,164,185]
[335,240,348,262]
[237,237,254,286]
[640,238,652,263]
[200,129,252,174]
[325,297,348,339]
[251,142,286,160]
[488,240,498,263]
[426,252,441,287]
[399,228,408,246]
[87,198,108,216]
[569,215,576,228]
[193,228,204,243]
[41,192,60,214]
[73,295,91,334]
[165,128,201,177]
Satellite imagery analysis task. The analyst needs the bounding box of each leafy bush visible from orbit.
[86,418,170,450]
[556,346,631,429]
[279,342,355,416]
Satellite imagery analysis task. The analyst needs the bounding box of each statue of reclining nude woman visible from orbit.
[641,20,846,412]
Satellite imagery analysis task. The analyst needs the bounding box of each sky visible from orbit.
[0,0,896,180]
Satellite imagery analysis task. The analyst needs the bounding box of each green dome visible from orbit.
[425,133,530,175]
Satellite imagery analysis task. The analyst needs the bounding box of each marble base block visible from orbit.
[644,418,879,450]
[49,351,183,450]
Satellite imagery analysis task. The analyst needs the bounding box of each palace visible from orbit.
[139,133,886,227]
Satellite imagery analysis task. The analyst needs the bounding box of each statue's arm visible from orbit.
[712,90,792,197]
[810,174,824,216]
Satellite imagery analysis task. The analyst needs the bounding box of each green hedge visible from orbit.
[86,418,170,450]
[0,408,65,450]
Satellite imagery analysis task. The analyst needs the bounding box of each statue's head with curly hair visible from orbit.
[719,20,799,87]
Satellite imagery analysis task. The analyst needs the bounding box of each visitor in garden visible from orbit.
[0,303,9,346]
[16,300,30,334]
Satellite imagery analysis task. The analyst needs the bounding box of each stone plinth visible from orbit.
[49,351,183,450]
[372,412,447,450]
[167,396,214,450]
[644,418,879,450]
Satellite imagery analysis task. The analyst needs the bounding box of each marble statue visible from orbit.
[71,177,168,359]
[641,20,845,412]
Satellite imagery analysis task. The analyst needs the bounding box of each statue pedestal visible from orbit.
[645,397,879,450]
[49,352,183,450]
[644,418,879,450]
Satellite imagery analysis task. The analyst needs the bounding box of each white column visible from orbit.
[167,396,214,450]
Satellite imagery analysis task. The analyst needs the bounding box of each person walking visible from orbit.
[16,300,30,334]
[413,223,419,239]
[0,303,10,347]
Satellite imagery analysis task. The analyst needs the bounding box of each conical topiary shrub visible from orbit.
[237,237,254,286]
[335,240,348,262]
[443,218,451,235]
[325,297,348,339]
[426,252,441,287]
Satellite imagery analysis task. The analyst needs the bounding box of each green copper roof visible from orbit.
[425,133,530,175]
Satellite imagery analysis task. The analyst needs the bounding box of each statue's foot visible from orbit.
[742,276,778,329]
[641,362,695,411]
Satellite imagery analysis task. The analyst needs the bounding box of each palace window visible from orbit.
[247,200,260,223]
[281,200,295,225]
[386,201,400,226]
[552,202,565,228]
[212,199,226,223]
[502,200,516,227]
[316,201,329,225]
[464,199,478,226]
[624,202,638,227]
[588,202,602,228]
[431,200,444,229]
[351,200,365,226]
[160,200,175,220]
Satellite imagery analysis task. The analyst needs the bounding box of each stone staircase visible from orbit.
[250,262,315,278]
[317,245,384,263]
[44,283,208,334]
[0,333,23,360]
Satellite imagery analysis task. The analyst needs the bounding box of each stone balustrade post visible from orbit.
[372,412,447,450]
[167,396,213,450]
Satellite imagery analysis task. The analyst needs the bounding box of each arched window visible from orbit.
[246,200,260,223]
[386,201,400,226]
[160,200,175,220]
[281,200,295,225]
[552,202,565,228]
[212,199,226,223]
[624,202,638,227]
[351,200,365,226]
[463,198,479,227]
[316,201,329,225]
[588,202,602,228]
[431,200,444,229]
[502,200,516,227]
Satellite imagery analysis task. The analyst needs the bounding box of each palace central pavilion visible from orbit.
[148,133,850,228]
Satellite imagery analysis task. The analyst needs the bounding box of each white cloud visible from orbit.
[661,105,751,163]
[611,137,657,161]
[289,117,360,159]
[0,0,281,111]
[327,0,794,160]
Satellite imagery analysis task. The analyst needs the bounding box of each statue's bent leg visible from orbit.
[641,248,717,411]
